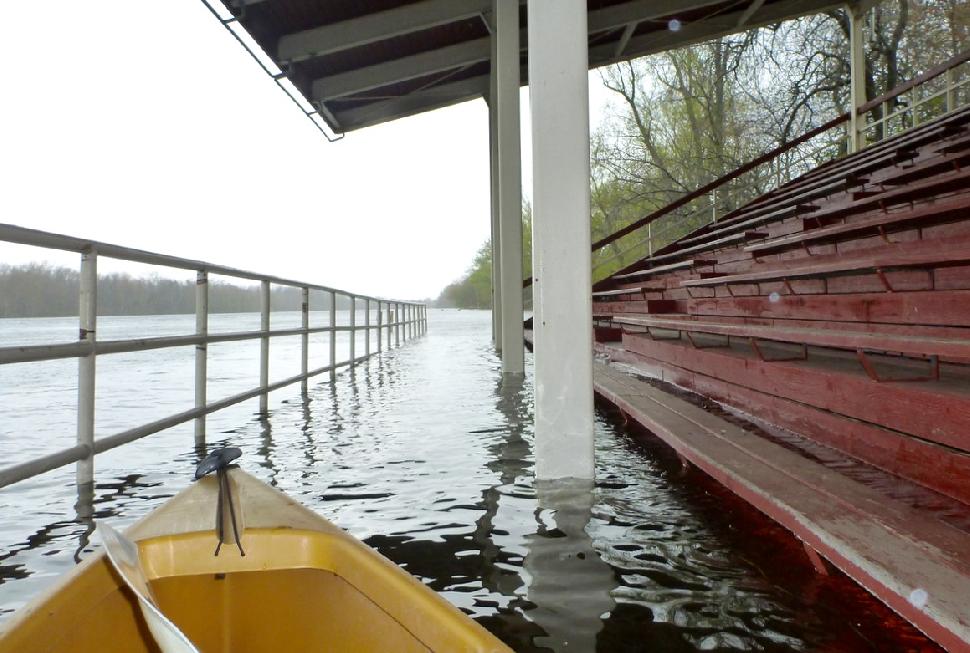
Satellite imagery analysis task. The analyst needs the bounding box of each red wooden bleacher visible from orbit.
[592,105,970,509]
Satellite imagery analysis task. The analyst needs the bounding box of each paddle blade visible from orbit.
[97,522,200,653]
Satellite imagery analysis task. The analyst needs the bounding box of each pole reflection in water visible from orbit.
[525,478,616,651]
[72,482,95,563]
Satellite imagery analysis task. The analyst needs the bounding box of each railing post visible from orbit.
[301,287,309,396]
[194,270,208,445]
[77,248,97,487]
[364,298,371,358]
[349,294,356,366]
[848,4,866,153]
[388,305,393,349]
[647,223,653,256]
[329,290,337,379]
[395,303,401,347]
[911,87,920,127]
[259,280,270,413]
[946,67,956,113]
[377,301,383,353]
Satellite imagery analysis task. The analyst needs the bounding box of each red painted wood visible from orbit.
[601,344,970,505]
[594,326,623,343]
[593,363,970,653]
[621,333,970,452]
[592,300,661,315]
[686,290,970,326]
[614,258,716,280]
[614,314,970,358]
[609,311,970,342]
[684,234,970,288]
[747,196,970,256]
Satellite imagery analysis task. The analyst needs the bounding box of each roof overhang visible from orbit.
[215,0,845,134]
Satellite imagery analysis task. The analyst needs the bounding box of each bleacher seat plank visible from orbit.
[598,346,970,505]
[686,289,970,327]
[613,258,716,280]
[594,361,970,653]
[745,196,970,256]
[621,333,970,452]
[613,314,970,359]
[683,235,970,288]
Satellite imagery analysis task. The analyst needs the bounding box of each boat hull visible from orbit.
[0,470,511,653]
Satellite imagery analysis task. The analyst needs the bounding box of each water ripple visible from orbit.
[0,310,940,651]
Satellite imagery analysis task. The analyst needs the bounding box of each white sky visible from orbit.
[0,1,618,301]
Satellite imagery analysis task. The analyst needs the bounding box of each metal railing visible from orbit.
[854,51,970,148]
[577,49,970,287]
[0,223,427,490]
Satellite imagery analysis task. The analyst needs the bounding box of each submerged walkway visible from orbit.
[0,311,947,651]
[593,359,970,652]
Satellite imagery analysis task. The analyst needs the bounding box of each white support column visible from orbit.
[259,280,270,413]
[495,0,524,374]
[529,0,595,480]
[848,3,866,153]
[377,301,384,352]
[349,294,356,365]
[329,291,337,378]
[301,287,310,395]
[195,271,209,443]
[364,299,370,358]
[489,69,502,349]
[77,248,97,486]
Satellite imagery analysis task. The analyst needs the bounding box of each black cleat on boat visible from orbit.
[194,447,242,480]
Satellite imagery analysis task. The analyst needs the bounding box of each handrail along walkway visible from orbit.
[0,223,427,489]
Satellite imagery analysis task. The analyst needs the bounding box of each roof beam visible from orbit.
[321,0,843,131]
[736,0,768,26]
[586,0,721,33]
[591,0,844,66]
[314,37,491,101]
[333,0,841,131]
[308,0,726,105]
[277,0,491,64]
[614,23,637,58]
[332,76,490,131]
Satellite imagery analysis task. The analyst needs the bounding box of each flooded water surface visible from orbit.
[0,309,938,651]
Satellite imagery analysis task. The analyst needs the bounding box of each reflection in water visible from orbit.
[525,479,615,651]
[0,310,942,651]
[256,416,277,486]
[73,482,95,563]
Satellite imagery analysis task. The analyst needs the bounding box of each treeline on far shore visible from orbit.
[0,264,357,318]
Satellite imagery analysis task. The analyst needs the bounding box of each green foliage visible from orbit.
[436,206,531,309]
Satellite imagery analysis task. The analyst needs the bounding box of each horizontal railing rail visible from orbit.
[0,223,427,490]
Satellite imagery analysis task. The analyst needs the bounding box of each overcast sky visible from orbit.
[0,1,618,301]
